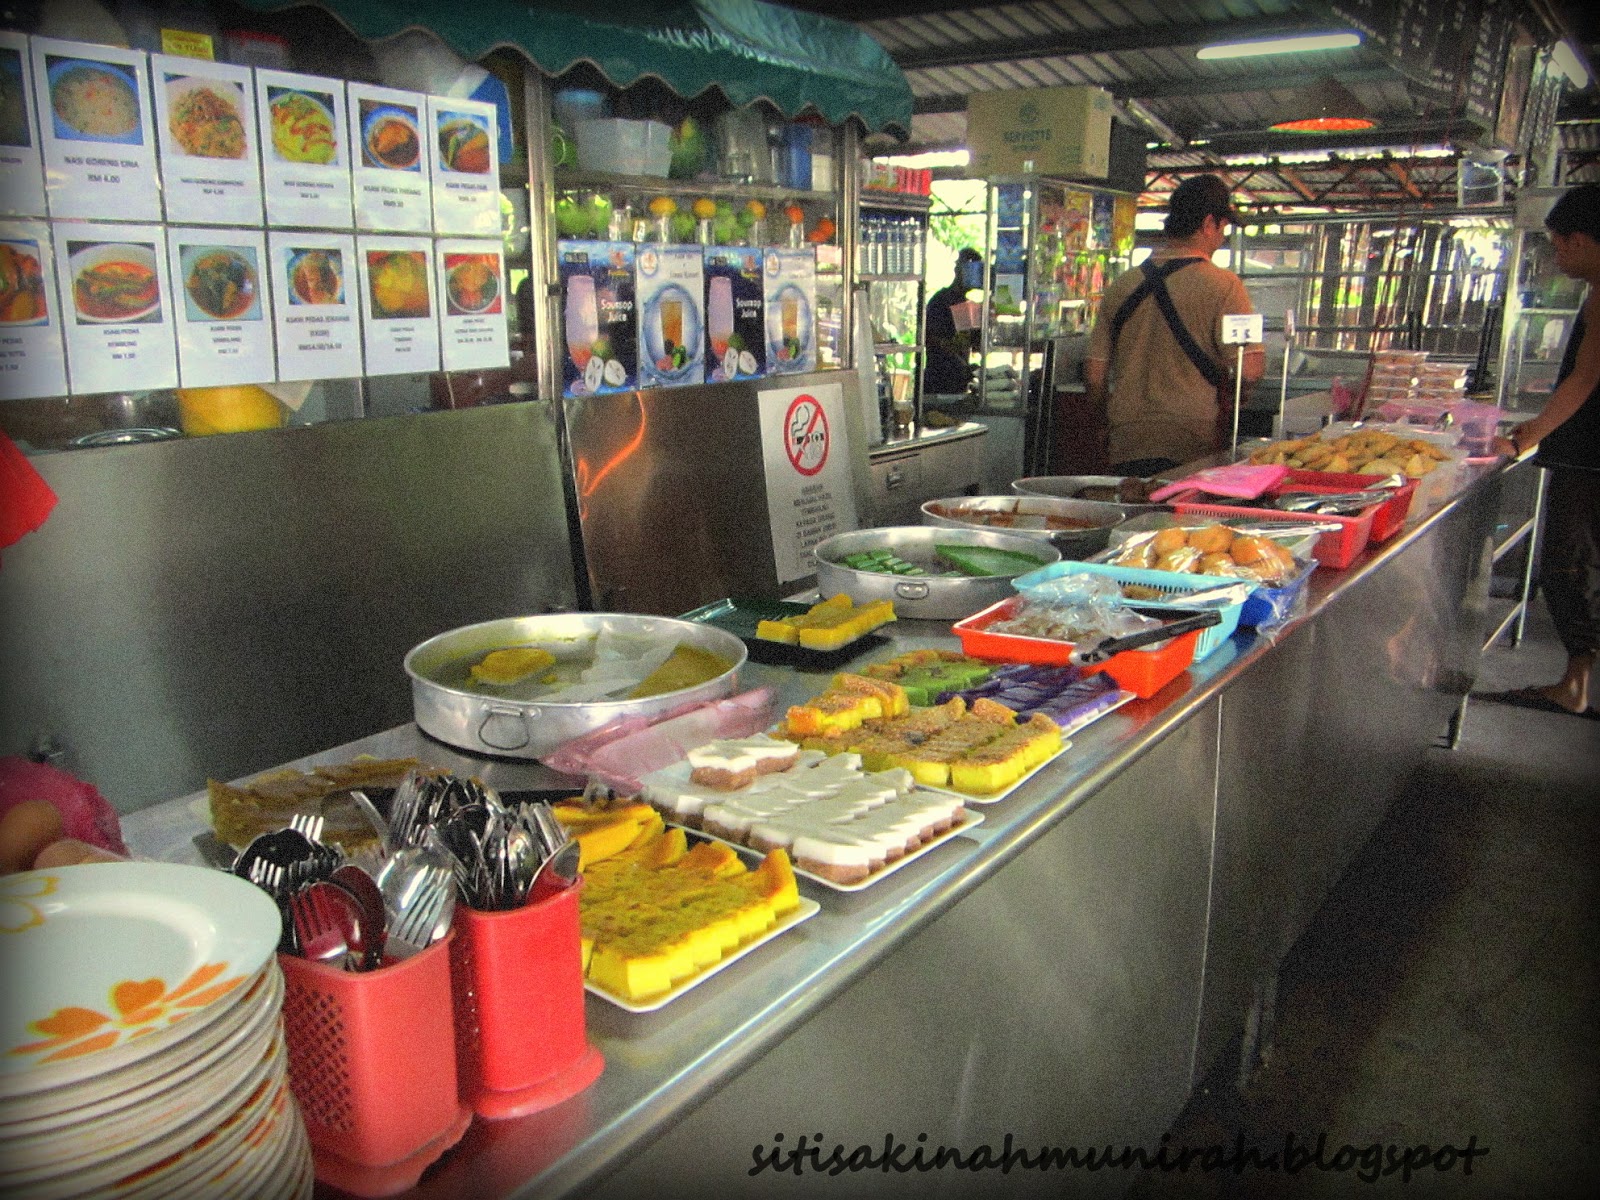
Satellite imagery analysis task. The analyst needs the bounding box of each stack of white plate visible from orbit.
[0,862,312,1199]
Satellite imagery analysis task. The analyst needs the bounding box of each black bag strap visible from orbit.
[1109,258,1227,387]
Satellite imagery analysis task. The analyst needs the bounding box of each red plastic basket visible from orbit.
[449,882,605,1121]
[1279,469,1417,543]
[953,595,1199,699]
[279,936,471,1197]
[1170,492,1377,568]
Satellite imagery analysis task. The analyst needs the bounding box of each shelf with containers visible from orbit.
[858,191,931,439]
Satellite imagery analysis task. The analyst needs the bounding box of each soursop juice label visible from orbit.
[704,246,764,382]
[762,246,815,375]
[558,239,635,397]
[636,244,703,389]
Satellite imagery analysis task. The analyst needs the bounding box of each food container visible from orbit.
[575,118,672,177]
[812,526,1061,621]
[1011,475,1165,515]
[920,495,1127,559]
[404,613,747,760]
[1171,490,1379,568]
[1279,469,1417,543]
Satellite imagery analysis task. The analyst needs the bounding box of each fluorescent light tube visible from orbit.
[1198,33,1361,60]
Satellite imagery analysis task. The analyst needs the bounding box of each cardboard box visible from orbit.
[966,86,1113,179]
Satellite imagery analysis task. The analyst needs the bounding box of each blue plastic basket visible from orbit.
[1237,562,1315,628]
[1010,560,1246,663]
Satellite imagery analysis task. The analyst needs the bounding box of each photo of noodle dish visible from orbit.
[47,56,142,144]
[444,253,501,316]
[68,241,161,325]
[267,87,336,164]
[360,101,419,171]
[181,244,260,322]
[165,74,246,159]
[286,248,343,306]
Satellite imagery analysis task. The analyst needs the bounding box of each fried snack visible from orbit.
[208,757,423,852]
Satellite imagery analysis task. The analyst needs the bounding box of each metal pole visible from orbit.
[1231,342,1245,457]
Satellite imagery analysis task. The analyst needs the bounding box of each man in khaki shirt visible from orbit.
[1085,174,1264,476]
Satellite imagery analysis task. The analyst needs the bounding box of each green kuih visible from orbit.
[934,545,1049,577]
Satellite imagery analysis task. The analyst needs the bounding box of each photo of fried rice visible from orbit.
[48,58,140,142]
[268,88,336,164]
[167,77,246,159]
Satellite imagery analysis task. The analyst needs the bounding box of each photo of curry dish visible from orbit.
[436,115,490,173]
[445,254,500,315]
[287,248,342,306]
[361,104,419,170]
[184,248,258,321]
[268,89,336,164]
[167,78,245,159]
[0,242,48,324]
[367,250,430,319]
[49,60,140,141]
[70,244,160,324]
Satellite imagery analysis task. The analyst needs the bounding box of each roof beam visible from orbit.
[911,67,1398,115]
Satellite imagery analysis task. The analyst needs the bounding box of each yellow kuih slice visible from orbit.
[469,646,556,686]
[756,594,896,651]
[551,801,664,871]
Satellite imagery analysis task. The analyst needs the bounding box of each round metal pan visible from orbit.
[404,612,747,760]
[920,495,1127,559]
[1011,475,1166,515]
[813,526,1061,621]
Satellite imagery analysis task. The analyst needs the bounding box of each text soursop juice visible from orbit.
[558,240,636,397]
[703,247,765,382]
[636,245,705,389]
[763,247,816,374]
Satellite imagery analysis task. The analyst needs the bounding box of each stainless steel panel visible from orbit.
[865,431,986,527]
[563,371,874,615]
[0,403,576,810]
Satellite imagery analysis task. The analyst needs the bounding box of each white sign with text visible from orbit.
[758,380,858,583]
[267,230,361,381]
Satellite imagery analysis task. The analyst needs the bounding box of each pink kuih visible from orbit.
[449,883,605,1120]
[279,936,472,1197]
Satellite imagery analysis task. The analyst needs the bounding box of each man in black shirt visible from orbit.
[1480,184,1600,719]
[924,248,984,399]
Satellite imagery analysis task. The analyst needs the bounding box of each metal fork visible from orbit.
[386,865,454,960]
[290,883,353,970]
[288,811,326,843]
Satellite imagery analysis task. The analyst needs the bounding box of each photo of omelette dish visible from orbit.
[366,250,430,319]
[268,88,336,164]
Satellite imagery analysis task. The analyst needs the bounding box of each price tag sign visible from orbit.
[267,230,361,382]
[436,237,508,372]
[348,82,431,233]
[0,32,48,217]
[255,69,353,229]
[51,221,177,394]
[31,37,161,222]
[0,219,68,399]
[151,55,263,226]
[355,234,440,375]
[1221,313,1264,345]
[169,226,274,387]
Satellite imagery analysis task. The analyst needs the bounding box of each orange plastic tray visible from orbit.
[1279,469,1417,543]
[1171,491,1377,568]
[953,596,1199,699]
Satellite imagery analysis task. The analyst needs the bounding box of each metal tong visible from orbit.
[1068,609,1222,666]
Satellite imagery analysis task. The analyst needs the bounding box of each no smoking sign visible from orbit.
[784,392,830,476]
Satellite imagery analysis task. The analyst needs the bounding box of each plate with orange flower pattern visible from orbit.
[0,862,280,1096]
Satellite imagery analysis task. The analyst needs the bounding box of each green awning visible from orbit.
[238,0,912,135]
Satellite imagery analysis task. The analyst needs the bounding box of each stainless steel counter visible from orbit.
[122,460,1506,1200]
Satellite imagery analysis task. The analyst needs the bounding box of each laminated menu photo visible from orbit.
[355,234,440,376]
[0,218,68,399]
[255,68,353,229]
[704,247,764,382]
[168,226,274,388]
[558,240,635,398]
[266,230,361,382]
[30,36,160,222]
[0,31,47,217]
[428,94,498,237]
[636,244,704,390]
[347,81,431,233]
[150,54,263,227]
[436,237,508,372]
[50,221,177,394]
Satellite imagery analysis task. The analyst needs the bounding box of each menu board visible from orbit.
[355,234,439,375]
[347,82,431,233]
[267,230,360,381]
[0,219,68,399]
[150,55,263,227]
[30,37,160,223]
[436,237,508,372]
[169,226,273,387]
[255,68,352,229]
[0,31,47,217]
[427,95,499,236]
[51,221,177,393]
